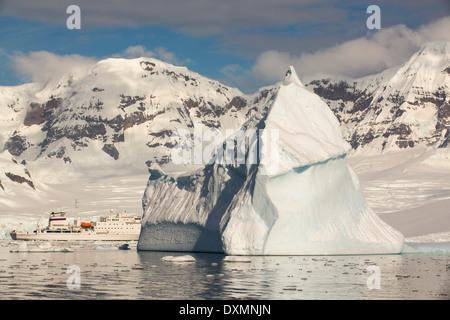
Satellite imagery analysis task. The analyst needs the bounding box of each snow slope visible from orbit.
[348,147,450,238]
[138,67,404,255]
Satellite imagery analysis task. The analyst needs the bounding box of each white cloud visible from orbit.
[117,45,189,66]
[122,45,155,58]
[251,16,450,83]
[219,64,255,92]
[12,51,97,84]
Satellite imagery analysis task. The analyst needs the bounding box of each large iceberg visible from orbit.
[137,67,404,255]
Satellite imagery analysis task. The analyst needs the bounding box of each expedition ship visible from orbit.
[10,210,142,241]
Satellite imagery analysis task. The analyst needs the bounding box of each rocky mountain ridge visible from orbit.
[305,42,450,155]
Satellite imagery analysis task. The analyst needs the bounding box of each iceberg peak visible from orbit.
[283,66,303,87]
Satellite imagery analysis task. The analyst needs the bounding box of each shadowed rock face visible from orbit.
[5,172,34,189]
[4,135,27,157]
[306,80,450,152]
[102,144,119,160]
[23,97,63,127]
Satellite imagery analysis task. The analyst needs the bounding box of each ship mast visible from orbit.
[74,198,79,227]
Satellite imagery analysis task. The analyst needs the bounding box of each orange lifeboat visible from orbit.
[81,222,92,228]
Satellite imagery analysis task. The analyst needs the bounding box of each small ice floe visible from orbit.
[127,241,138,248]
[53,247,74,252]
[223,256,251,263]
[94,244,117,250]
[10,242,28,253]
[18,242,75,253]
[131,265,144,270]
[161,255,196,262]
[28,242,53,252]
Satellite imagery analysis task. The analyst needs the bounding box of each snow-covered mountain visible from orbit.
[306,42,450,155]
[0,56,277,221]
[1,58,262,170]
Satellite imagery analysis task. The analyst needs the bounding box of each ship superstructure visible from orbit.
[10,210,142,241]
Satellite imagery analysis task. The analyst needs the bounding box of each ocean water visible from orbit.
[0,240,448,300]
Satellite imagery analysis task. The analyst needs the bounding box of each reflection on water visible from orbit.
[0,240,449,300]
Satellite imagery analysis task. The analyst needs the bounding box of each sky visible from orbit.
[1,0,450,93]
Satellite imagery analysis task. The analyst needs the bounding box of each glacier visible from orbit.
[137,66,405,255]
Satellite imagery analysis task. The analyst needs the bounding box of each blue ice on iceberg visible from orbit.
[137,66,404,255]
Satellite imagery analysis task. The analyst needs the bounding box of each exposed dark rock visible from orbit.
[362,129,376,146]
[89,99,104,111]
[5,134,27,157]
[396,140,415,149]
[352,95,373,113]
[198,104,214,117]
[384,124,412,137]
[202,120,221,128]
[155,155,171,165]
[5,172,35,189]
[140,61,156,72]
[443,66,450,75]
[44,123,107,145]
[226,96,247,110]
[119,95,146,111]
[24,97,62,127]
[163,141,177,148]
[149,130,173,139]
[24,103,45,126]
[310,80,359,102]
[183,98,199,110]
[253,90,269,104]
[102,144,119,160]
[112,133,125,143]
[177,175,196,191]
[47,146,66,159]
[146,142,161,148]
[387,92,405,106]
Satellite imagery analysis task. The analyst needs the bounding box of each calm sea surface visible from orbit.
[0,240,448,300]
